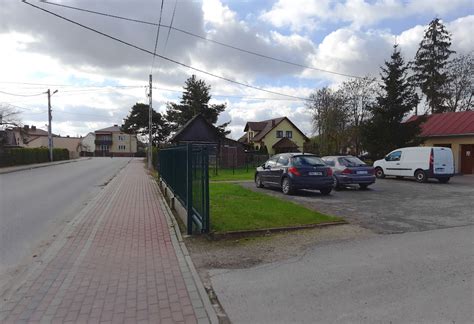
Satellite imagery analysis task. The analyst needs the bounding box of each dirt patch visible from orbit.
[186,223,373,282]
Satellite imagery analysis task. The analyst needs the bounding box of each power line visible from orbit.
[150,0,165,74]
[163,0,177,54]
[151,86,305,101]
[39,0,363,79]
[0,90,45,97]
[23,1,310,101]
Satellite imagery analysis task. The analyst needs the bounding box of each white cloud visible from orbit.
[261,0,473,31]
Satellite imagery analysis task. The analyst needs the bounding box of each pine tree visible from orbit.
[362,45,423,159]
[165,75,229,135]
[413,18,455,113]
[122,103,170,145]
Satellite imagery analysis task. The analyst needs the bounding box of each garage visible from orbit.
[408,111,474,174]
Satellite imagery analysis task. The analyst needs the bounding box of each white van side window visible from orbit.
[386,151,402,161]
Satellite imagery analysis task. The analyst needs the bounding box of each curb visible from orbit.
[0,157,92,175]
[156,184,219,324]
[208,220,348,240]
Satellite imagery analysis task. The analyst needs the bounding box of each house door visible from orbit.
[460,144,474,174]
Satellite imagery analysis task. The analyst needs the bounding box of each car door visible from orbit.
[260,156,278,184]
[270,154,289,184]
[384,150,403,176]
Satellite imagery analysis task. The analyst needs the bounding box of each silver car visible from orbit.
[322,156,376,190]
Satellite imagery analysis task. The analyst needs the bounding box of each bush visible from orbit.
[0,147,69,167]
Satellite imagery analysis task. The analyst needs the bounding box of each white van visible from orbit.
[373,147,454,183]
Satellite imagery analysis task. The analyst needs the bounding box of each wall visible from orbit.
[257,119,307,155]
[111,133,137,155]
[422,135,474,173]
[81,133,95,153]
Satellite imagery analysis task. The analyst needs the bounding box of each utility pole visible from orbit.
[148,74,153,170]
[46,89,58,162]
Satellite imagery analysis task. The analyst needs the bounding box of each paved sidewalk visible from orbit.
[0,160,215,323]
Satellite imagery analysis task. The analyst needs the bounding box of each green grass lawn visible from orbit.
[209,167,255,181]
[210,183,342,233]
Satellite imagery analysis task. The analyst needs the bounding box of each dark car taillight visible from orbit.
[342,168,352,175]
[327,168,333,176]
[288,167,301,176]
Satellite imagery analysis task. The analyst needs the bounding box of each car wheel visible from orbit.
[359,184,369,190]
[333,177,342,191]
[281,177,293,195]
[415,170,427,183]
[375,167,385,179]
[255,174,264,188]
[438,177,450,183]
[320,187,332,195]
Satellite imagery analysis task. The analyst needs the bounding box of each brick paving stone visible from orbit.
[1,160,212,323]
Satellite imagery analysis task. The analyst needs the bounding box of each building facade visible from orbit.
[94,125,137,157]
[408,111,474,174]
[240,117,308,155]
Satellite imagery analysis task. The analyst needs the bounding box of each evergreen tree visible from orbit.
[413,18,455,113]
[165,75,229,135]
[122,103,170,145]
[362,45,423,159]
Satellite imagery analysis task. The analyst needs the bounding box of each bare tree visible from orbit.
[340,76,378,155]
[0,104,21,128]
[307,87,349,155]
[443,53,473,111]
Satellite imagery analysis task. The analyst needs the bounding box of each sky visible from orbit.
[0,0,473,140]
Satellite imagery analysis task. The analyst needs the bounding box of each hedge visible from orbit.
[0,147,69,167]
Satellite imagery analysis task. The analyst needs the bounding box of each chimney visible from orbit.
[24,125,29,131]
[114,124,118,127]
[271,119,275,127]
[31,126,36,131]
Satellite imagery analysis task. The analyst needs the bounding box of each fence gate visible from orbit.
[158,144,210,234]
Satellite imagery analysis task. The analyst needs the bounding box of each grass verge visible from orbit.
[209,168,255,181]
[210,183,342,233]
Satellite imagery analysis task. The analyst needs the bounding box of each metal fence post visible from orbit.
[186,143,193,235]
[203,146,210,232]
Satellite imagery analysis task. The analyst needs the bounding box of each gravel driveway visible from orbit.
[240,175,474,234]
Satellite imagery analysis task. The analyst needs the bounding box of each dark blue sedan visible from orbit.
[255,153,334,195]
[322,155,375,190]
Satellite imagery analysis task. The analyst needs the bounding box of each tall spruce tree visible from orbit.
[165,75,230,135]
[362,45,422,159]
[413,18,455,113]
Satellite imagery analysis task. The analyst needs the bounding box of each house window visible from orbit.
[286,131,292,138]
[118,135,125,141]
[276,131,283,138]
[118,145,126,150]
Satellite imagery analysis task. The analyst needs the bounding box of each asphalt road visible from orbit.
[211,225,474,324]
[241,176,474,233]
[0,158,131,280]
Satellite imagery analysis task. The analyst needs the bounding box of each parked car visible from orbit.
[255,153,334,195]
[373,146,454,183]
[322,155,376,190]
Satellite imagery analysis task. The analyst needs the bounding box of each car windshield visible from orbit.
[292,156,326,167]
[339,157,366,167]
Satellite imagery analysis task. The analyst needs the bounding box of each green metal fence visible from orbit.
[158,144,210,234]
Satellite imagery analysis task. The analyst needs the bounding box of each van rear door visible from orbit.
[433,147,454,175]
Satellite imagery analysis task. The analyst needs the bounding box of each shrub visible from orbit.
[0,147,69,167]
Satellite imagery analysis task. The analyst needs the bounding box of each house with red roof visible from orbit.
[407,111,474,174]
